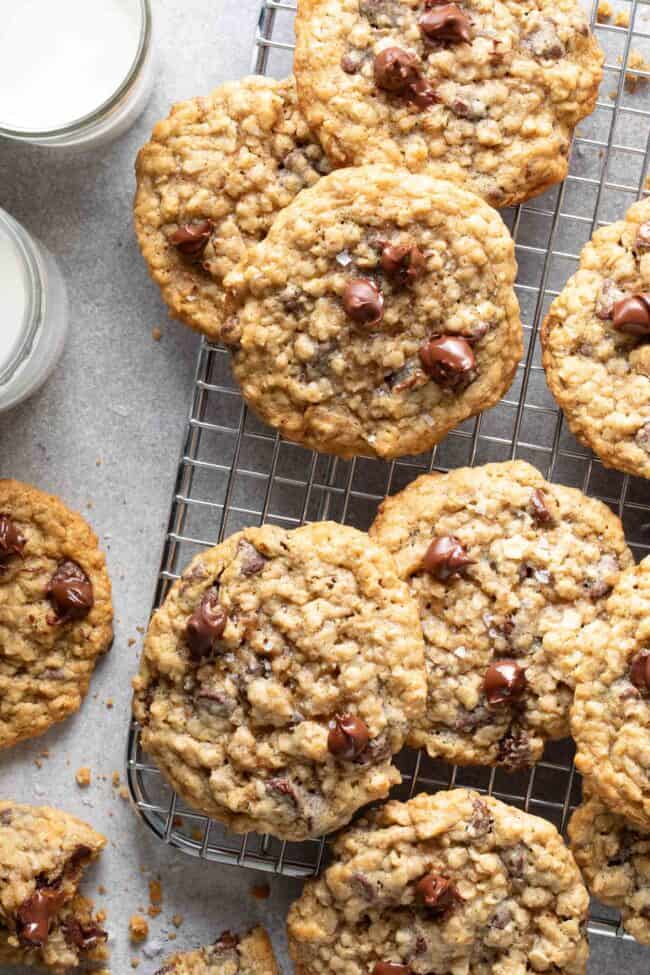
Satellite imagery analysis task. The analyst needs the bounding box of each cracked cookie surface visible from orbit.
[293,0,602,208]
[0,801,107,973]
[369,460,632,769]
[227,165,522,459]
[542,196,650,479]
[287,788,590,975]
[571,557,650,830]
[132,521,426,840]
[155,926,279,975]
[134,75,329,342]
[0,479,113,750]
[568,790,650,946]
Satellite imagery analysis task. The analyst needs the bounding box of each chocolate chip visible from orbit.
[343,278,384,325]
[470,797,494,835]
[484,660,526,706]
[186,588,227,660]
[415,874,458,914]
[612,294,650,336]
[327,713,370,760]
[266,777,299,809]
[373,964,411,975]
[419,3,472,43]
[170,220,213,259]
[374,47,421,94]
[0,514,25,565]
[341,51,363,73]
[47,561,94,621]
[529,488,553,525]
[62,918,107,951]
[630,649,650,693]
[422,535,472,581]
[419,335,476,389]
[214,931,240,951]
[17,887,65,947]
[637,222,650,250]
[497,730,531,769]
[238,539,267,576]
[380,242,425,284]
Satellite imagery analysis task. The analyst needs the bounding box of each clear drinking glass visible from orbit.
[0,209,68,412]
[0,0,154,149]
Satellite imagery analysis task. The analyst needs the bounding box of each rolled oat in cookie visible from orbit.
[226,165,522,459]
[294,0,603,208]
[369,460,632,769]
[571,557,650,830]
[568,788,650,946]
[132,521,426,841]
[0,802,107,973]
[542,195,650,480]
[287,788,590,975]
[0,479,113,750]
[154,926,279,975]
[134,75,330,342]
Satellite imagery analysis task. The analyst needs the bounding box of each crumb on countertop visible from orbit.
[251,883,271,900]
[106,698,114,709]
[131,958,140,969]
[172,914,184,928]
[149,879,163,904]
[112,771,121,788]
[152,327,163,341]
[130,915,149,942]
[76,767,91,788]
[615,10,630,27]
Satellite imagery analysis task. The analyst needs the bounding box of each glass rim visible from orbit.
[0,210,42,386]
[0,0,151,140]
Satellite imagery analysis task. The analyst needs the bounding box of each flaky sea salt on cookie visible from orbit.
[133,521,426,841]
[134,75,329,342]
[226,165,522,459]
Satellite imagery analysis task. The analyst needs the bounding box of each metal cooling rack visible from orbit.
[127,0,650,943]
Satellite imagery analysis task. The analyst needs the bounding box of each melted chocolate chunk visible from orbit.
[214,931,240,951]
[47,561,94,621]
[238,539,267,576]
[373,48,436,107]
[419,335,476,389]
[62,918,107,951]
[266,777,300,809]
[422,535,472,581]
[484,660,527,706]
[170,220,213,259]
[0,514,25,566]
[343,278,384,325]
[419,3,472,43]
[373,964,411,975]
[380,241,425,284]
[415,874,458,914]
[186,588,227,660]
[17,887,66,947]
[630,649,650,693]
[595,279,624,320]
[611,294,650,337]
[327,713,370,759]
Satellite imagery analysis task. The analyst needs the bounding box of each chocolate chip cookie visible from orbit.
[542,196,650,480]
[132,521,426,840]
[134,75,329,342]
[0,802,107,973]
[155,927,279,975]
[369,460,632,769]
[293,0,603,208]
[0,479,113,749]
[568,790,650,946]
[226,164,522,459]
[572,557,650,830]
[287,788,590,974]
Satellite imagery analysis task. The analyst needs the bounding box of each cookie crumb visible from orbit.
[119,786,129,800]
[251,882,271,900]
[172,815,184,828]
[128,638,136,647]
[191,826,204,842]
[106,698,114,709]
[76,767,91,788]
[597,0,612,19]
[131,958,140,969]
[98,885,107,895]
[149,879,163,905]
[112,771,121,787]
[168,932,177,941]
[171,913,184,928]
[152,327,163,341]
[130,915,149,942]
[625,50,650,92]
[615,10,630,27]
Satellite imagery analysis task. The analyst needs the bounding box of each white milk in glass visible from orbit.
[0,0,153,146]
[0,233,28,378]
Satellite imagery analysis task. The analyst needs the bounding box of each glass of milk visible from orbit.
[0,210,68,412]
[0,0,154,148]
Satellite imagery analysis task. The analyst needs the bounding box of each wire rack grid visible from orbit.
[127,0,650,943]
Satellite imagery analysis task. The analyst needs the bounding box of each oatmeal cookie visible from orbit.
[287,788,590,975]
[293,0,603,208]
[542,196,650,479]
[0,479,113,749]
[0,802,107,973]
[571,557,650,830]
[134,75,329,342]
[132,521,426,841]
[369,460,632,769]
[227,165,522,459]
[155,927,279,975]
[568,791,650,946]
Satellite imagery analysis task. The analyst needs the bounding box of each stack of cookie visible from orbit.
[134,0,607,462]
